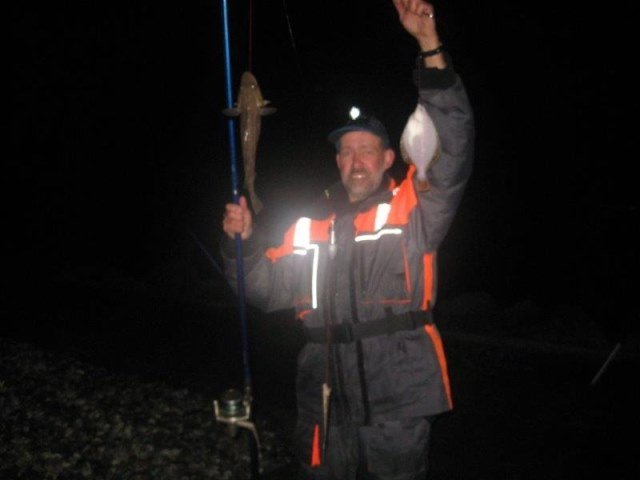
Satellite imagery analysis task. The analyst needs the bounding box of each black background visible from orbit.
[11,0,638,339]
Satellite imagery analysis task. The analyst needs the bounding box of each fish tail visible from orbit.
[249,189,263,214]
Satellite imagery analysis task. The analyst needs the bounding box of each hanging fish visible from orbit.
[399,103,440,191]
[223,71,276,214]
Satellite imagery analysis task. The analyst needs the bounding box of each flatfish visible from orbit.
[399,103,440,191]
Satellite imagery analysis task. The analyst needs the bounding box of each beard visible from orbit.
[342,168,384,202]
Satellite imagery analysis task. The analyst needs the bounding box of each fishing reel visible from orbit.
[213,387,260,449]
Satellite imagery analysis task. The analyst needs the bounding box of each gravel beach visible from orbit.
[1,337,295,479]
[3,274,639,479]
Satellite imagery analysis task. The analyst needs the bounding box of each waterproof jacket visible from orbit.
[222,60,474,425]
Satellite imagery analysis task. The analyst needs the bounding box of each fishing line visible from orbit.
[187,227,224,277]
[248,0,253,72]
[281,0,303,79]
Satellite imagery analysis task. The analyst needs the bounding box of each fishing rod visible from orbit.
[214,0,260,477]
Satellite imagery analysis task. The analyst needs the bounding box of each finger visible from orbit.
[392,0,406,16]
[420,1,434,19]
[223,215,245,235]
[225,203,243,219]
[224,205,244,228]
[408,0,433,18]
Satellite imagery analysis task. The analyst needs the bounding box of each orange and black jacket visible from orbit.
[222,62,474,425]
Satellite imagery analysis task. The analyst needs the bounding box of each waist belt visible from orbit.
[304,310,433,344]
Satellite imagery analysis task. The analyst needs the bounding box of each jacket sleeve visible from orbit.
[220,230,296,313]
[414,55,475,252]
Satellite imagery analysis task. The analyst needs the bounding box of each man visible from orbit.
[222,1,474,478]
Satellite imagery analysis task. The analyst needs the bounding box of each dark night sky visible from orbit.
[11,1,638,336]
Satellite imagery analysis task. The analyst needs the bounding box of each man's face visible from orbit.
[336,131,395,202]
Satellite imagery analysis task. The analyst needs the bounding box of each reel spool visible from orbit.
[213,387,260,449]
